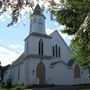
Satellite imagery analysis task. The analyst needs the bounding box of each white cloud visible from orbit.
[46,28,54,35]
[54,22,59,26]
[0,46,21,66]
[59,32,73,40]
[10,44,24,50]
[0,15,6,22]
[58,25,66,30]
[0,11,12,22]
[4,12,12,19]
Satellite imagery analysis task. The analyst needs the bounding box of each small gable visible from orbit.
[50,30,70,52]
[50,30,71,63]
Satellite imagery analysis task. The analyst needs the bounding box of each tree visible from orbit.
[0,0,46,27]
[49,0,90,67]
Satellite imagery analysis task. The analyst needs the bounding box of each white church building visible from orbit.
[3,4,90,85]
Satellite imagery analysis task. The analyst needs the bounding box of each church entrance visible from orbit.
[36,62,46,85]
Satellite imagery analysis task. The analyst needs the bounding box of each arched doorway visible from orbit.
[36,62,46,85]
[74,64,81,78]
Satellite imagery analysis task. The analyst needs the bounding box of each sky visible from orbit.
[0,1,73,66]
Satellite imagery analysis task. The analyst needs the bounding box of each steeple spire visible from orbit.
[29,4,46,34]
[33,4,42,15]
[33,4,46,19]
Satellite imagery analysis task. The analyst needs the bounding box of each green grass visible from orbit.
[0,87,17,90]
[0,85,25,90]
[0,87,6,90]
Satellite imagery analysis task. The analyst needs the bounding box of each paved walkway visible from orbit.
[25,85,90,90]
[25,86,77,90]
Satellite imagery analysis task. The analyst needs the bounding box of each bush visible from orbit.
[6,78,12,88]
[15,85,24,90]
[0,78,13,89]
[24,84,32,89]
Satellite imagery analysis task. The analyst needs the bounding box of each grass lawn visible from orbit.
[0,85,25,90]
[0,87,16,90]
[0,87,6,90]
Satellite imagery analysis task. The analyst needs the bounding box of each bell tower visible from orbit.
[30,4,46,34]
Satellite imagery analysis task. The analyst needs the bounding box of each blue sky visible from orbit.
[0,4,72,66]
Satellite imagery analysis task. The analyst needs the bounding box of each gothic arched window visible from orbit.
[18,67,20,80]
[39,39,43,55]
[58,47,60,57]
[52,46,55,57]
[52,44,61,57]
[55,44,57,57]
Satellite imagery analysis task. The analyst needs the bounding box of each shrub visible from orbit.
[6,78,12,88]
[15,85,24,90]
[24,84,32,89]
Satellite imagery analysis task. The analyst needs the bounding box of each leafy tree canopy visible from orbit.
[49,0,90,67]
[0,0,47,27]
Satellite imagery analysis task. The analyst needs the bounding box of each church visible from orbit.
[3,4,90,85]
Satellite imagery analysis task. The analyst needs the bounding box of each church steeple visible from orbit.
[33,4,42,15]
[30,4,46,34]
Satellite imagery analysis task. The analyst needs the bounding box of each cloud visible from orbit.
[58,25,66,30]
[46,28,54,35]
[0,15,6,22]
[59,32,73,40]
[0,11,12,22]
[54,22,59,26]
[0,46,21,66]
[9,44,24,54]
[10,44,24,49]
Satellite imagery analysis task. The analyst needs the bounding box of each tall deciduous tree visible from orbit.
[49,0,90,67]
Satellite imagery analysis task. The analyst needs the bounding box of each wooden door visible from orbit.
[36,62,46,85]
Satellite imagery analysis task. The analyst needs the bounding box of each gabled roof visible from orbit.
[50,30,71,52]
[11,53,25,67]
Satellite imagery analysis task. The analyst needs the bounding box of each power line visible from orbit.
[0,44,21,54]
